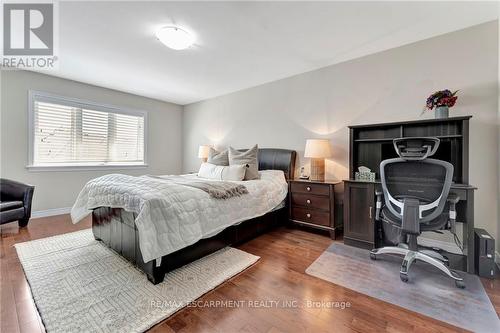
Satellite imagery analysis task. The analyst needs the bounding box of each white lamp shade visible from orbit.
[198,145,211,159]
[304,139,332,158]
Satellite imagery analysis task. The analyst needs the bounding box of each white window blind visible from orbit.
[29,91,146,169]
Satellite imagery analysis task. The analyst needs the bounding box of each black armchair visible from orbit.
[0,179,35,227]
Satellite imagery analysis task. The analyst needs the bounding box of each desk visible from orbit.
[343,179,477,273]
[344,116,476,273]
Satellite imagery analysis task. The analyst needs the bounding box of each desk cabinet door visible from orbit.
[344,182,375,244]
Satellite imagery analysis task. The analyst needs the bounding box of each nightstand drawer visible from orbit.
[290,182,329,196]
[291,193,330,211]
[291,207,330,227]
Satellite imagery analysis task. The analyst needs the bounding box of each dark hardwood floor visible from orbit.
[1,216,499,333]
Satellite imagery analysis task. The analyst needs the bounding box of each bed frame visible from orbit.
[92,148,296,284]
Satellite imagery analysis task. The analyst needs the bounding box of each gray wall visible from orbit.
[1,70,183,212]
[183,22,499,249]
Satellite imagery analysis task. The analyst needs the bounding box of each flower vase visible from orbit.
[435,106,449,119]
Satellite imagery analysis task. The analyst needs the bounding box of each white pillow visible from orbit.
[198,163,246,181]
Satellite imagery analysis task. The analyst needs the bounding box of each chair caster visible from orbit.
[455,280,465,289]
[370,253,376,260]
[400,272,408,283]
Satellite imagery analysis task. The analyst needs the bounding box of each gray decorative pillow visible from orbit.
[207,147,229,166]
[228,145,259,180]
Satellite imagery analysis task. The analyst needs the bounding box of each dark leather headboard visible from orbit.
[257,148,296,181]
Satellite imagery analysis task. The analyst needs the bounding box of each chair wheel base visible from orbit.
[400,272,408,283]
[455,280,465,289]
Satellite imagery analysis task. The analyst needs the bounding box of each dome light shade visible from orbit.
[155,26,194,50]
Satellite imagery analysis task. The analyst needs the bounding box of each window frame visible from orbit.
[27,90,149,171]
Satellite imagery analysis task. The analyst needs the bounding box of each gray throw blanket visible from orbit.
[146,175,248,199]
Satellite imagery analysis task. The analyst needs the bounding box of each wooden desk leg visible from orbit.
[466,190,475,274]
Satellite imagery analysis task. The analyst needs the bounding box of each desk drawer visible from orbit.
[291,193,330,211]
[292,207,330,227]
[291,182,329,196]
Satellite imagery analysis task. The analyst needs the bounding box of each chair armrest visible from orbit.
[0,179,35,217]
[375,190,383,221]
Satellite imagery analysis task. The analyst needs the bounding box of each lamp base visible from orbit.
[310,158,325,181]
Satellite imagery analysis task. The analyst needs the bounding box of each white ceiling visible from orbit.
[39,1,498,105]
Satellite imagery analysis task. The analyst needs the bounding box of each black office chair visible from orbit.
[369,137,464,288]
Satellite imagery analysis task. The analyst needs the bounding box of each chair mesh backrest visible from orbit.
[381,158,453,222]
[384,161,446,204]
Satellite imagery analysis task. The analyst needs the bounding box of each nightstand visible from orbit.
[289,179,340,239]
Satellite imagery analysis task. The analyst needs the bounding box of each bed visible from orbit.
[78,148,296,284]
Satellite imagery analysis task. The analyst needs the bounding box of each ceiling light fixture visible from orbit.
[155,26,195,50]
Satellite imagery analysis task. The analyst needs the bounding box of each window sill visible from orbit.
[26,164,149,172]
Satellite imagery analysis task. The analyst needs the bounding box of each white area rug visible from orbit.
[15,229,259,333]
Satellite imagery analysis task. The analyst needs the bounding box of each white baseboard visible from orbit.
[417,237,462,255]
[31,207,71,219]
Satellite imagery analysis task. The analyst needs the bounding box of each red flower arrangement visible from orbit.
[425,90,458,110]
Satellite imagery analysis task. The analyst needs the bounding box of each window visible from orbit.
[28,91,147,170]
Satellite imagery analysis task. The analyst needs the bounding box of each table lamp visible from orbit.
[304,139,332,181]
[198,145,210,163]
